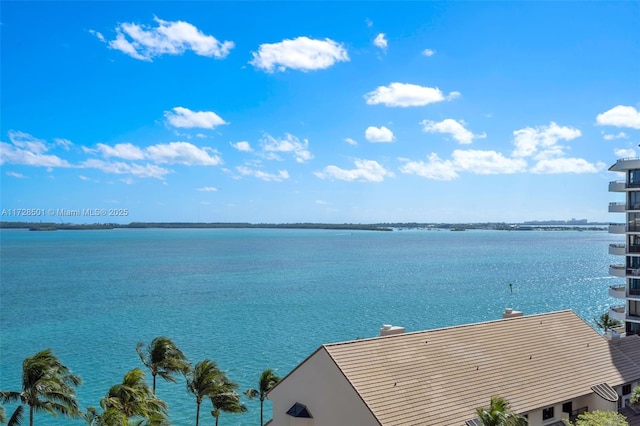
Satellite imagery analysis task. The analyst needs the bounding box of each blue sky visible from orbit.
[1,2,639,224]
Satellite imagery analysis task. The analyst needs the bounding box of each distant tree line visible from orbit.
[0,221,608,232]
[0,337,280,426]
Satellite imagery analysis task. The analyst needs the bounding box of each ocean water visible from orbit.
[0,228,621,425]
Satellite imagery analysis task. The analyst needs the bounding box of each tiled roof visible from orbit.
[321,310,640,426]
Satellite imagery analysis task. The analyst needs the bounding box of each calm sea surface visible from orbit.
[0,228,621,425]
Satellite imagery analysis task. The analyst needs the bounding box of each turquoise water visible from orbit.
[0,228,620,425]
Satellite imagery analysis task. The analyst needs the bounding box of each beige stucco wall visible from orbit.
[269,348,380,426]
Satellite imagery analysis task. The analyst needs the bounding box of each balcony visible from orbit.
[609,158,640,172]
[609,202,626,213]
[609,181,626,192]
[609,243,626,255]
[609,285,626,299]
[609,223,626,234]
[609,264,626,277]
[609,305,626,322]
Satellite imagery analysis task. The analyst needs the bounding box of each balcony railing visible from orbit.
[609,305,626,322]
[609,285,626,299]
[609,243,626,255]
[609,202,626,213]
[609,223,627,234]
[609,265,626,277]
[609,181,626,192]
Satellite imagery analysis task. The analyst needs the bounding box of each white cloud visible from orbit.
[603,132,629,140]
[614,148,636,158]
[399,153,458,181]
[89,29,105,43]
[91,143,146,160]
[315,159,394,182]
[164,107,227,129]
[512,122,581,158]
[231,141,252,152]
[250,36,349,73]
[260,133,313,163]
[422,48,436,57]
[364,82,458,107]
[79,175,100,183]
[451,149,527,174]
[197,186,218,192]
[103,17,234,61]
[1,131,71,168]
[5,171,26,178]
[80,159,171,179]
[344,137,358,146]
[596,105,640,129]
[365,18,373,28]
[85,141,222,166]
[54,138,73,150]
[446,91,461,101]
[530,158,605,174]
[315,199,329,205]
[399,150,526,180]
[236,166,289,182]
[146,142,222,165]
[7,130,49,154]
[420,119,485,144]
[365,126,394,143]
[373,33,387,50]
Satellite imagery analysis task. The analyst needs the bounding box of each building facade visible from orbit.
[609,158,640,336]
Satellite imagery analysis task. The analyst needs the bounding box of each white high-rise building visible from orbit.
[608,158,640,336]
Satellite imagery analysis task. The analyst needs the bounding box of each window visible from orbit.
[543,407,554,421]
[623,384,632,395]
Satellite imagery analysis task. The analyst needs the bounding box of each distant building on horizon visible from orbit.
[608,157,640,336]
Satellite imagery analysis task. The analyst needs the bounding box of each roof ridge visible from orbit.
[323,309,576,348]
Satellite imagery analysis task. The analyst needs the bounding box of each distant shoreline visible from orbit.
[0,221,608,232]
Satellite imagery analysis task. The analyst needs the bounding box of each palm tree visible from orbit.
[99,368,168,425]
[244,369,280,426]
[475,395,527,426]
[210,391,247,426]
[187,359,231,426]
[594,312,622,333]
[136,337,190,395]
[631,385,640,406]
[573,410,628,425]
[0,348,82,426]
